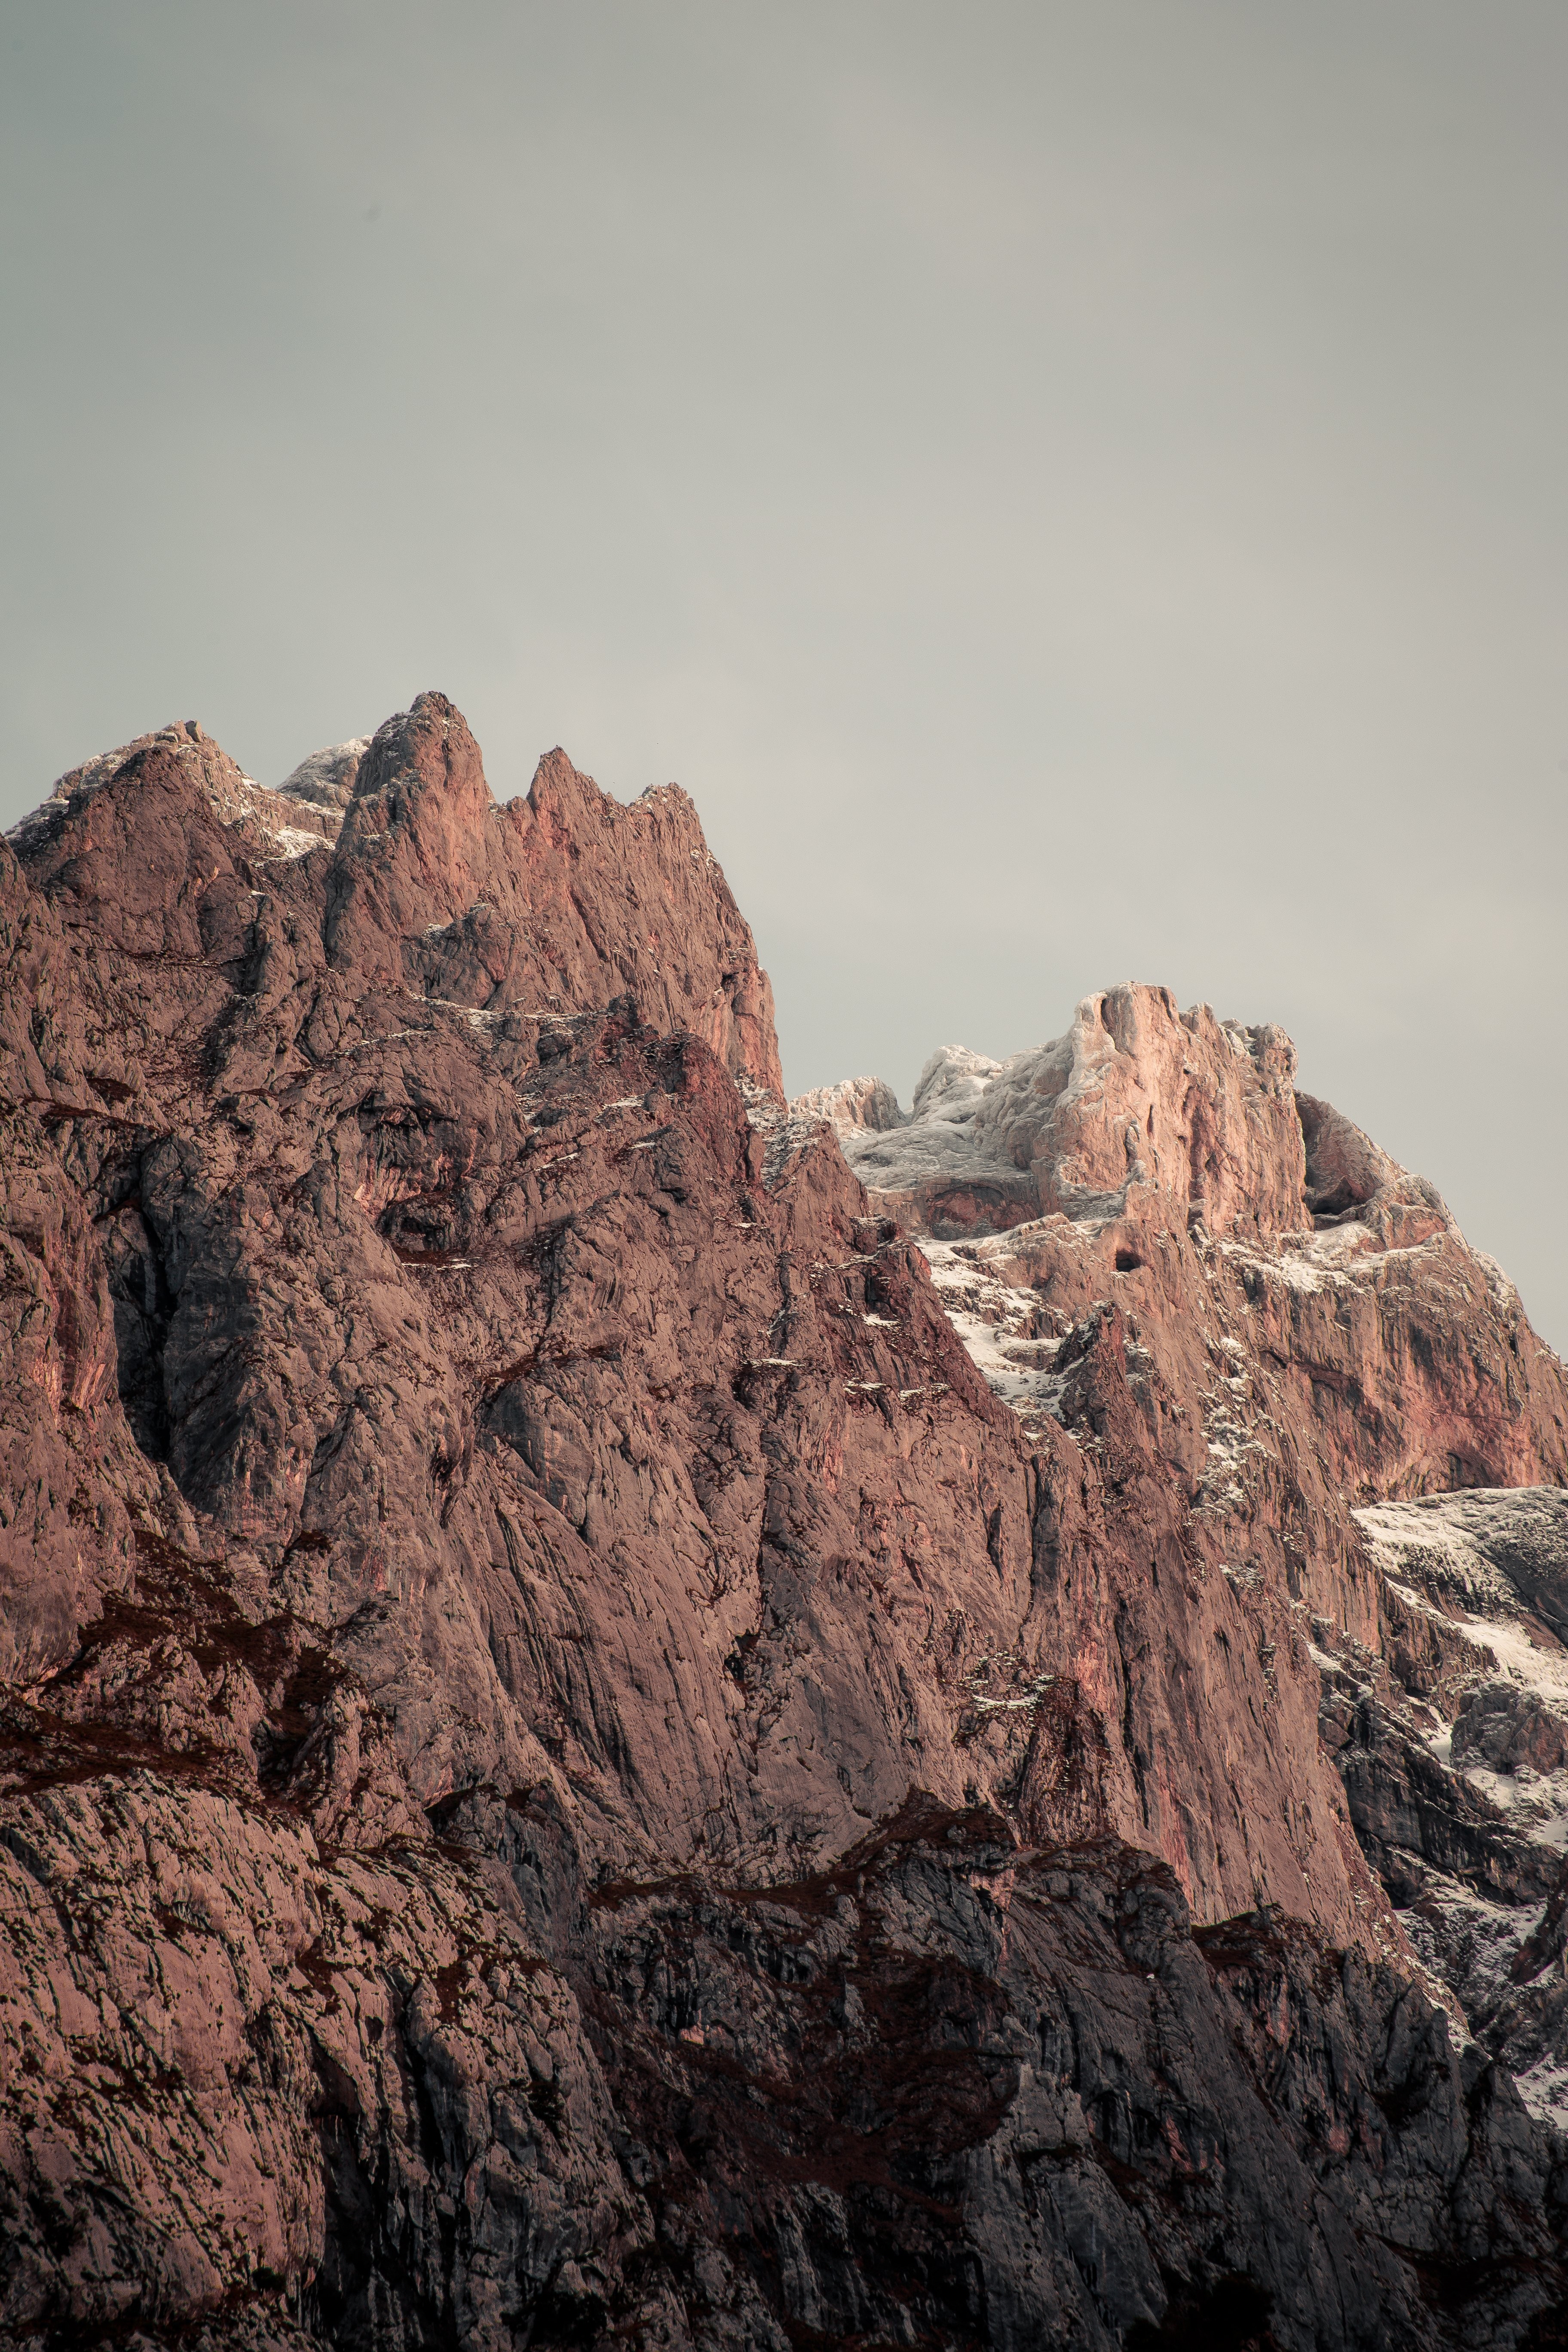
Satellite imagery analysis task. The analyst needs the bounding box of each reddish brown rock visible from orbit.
[320,696,781,1092]
[3,697,1568,2350]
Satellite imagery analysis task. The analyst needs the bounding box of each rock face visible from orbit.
[3,694,1568,2350]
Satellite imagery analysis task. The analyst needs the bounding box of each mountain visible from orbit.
[3,692,1567,2352]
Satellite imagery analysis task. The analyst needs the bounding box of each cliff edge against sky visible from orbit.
[3,694,1568,2352]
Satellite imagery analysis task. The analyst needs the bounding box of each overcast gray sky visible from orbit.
[3,3,1565,1349]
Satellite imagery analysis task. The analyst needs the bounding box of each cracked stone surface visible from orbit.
[3,692,1568,2349]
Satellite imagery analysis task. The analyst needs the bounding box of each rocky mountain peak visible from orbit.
[805,980,1314,1242]
[3,698,1568,2350]
[340,689,493,839]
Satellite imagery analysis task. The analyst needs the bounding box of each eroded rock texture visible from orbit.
[3,695,1568,2350]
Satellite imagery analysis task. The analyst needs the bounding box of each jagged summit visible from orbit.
[6,714,340,863]
[793,980,1561,1494]
[795,981,1406,1243]
[4,694,1568,2349]
[6,690,783,1096]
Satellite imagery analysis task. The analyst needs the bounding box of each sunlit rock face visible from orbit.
[3,693,1568,2350]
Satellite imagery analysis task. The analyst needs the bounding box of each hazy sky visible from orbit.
[3,3,1565,1348]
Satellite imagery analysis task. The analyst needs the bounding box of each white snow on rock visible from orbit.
[788,987,1302,1233]
[276,737,371,816]
[1356,1490,1568,1640]
[1356,1490,1568,1853]
[799,1020,1160,1209]
[262,824,331,863]
[1397,1868,1542,2062]
[917,1237,1070,1435]
[1217,1216,1399,1298]
[738,1075,830,1193]
[790,1074,906,1134]
[792,987,1457,1269]
[1512,2056,1568,2136]
[5,719,348,860]
[807,1047,1005,1190]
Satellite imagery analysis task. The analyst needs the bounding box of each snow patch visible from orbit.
[262,825,329,863]
[1359,1491,1568,1854]
[1512,2056,1568,2135]
[811,1047,1006,1191]
[276,737,369,812]
[919,1238,1067,1426]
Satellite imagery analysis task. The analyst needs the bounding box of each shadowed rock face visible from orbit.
[3,695,1568,2351]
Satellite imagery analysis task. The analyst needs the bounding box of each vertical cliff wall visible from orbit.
[3,697,1567,2352]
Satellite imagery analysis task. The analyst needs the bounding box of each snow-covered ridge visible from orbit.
[797,1047,1005,1190]
[789,1073,906,1135]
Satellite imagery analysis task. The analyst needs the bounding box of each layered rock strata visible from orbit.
[2,696,1567,2350]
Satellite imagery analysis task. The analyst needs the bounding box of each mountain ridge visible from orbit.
[3,694,1567,2351]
